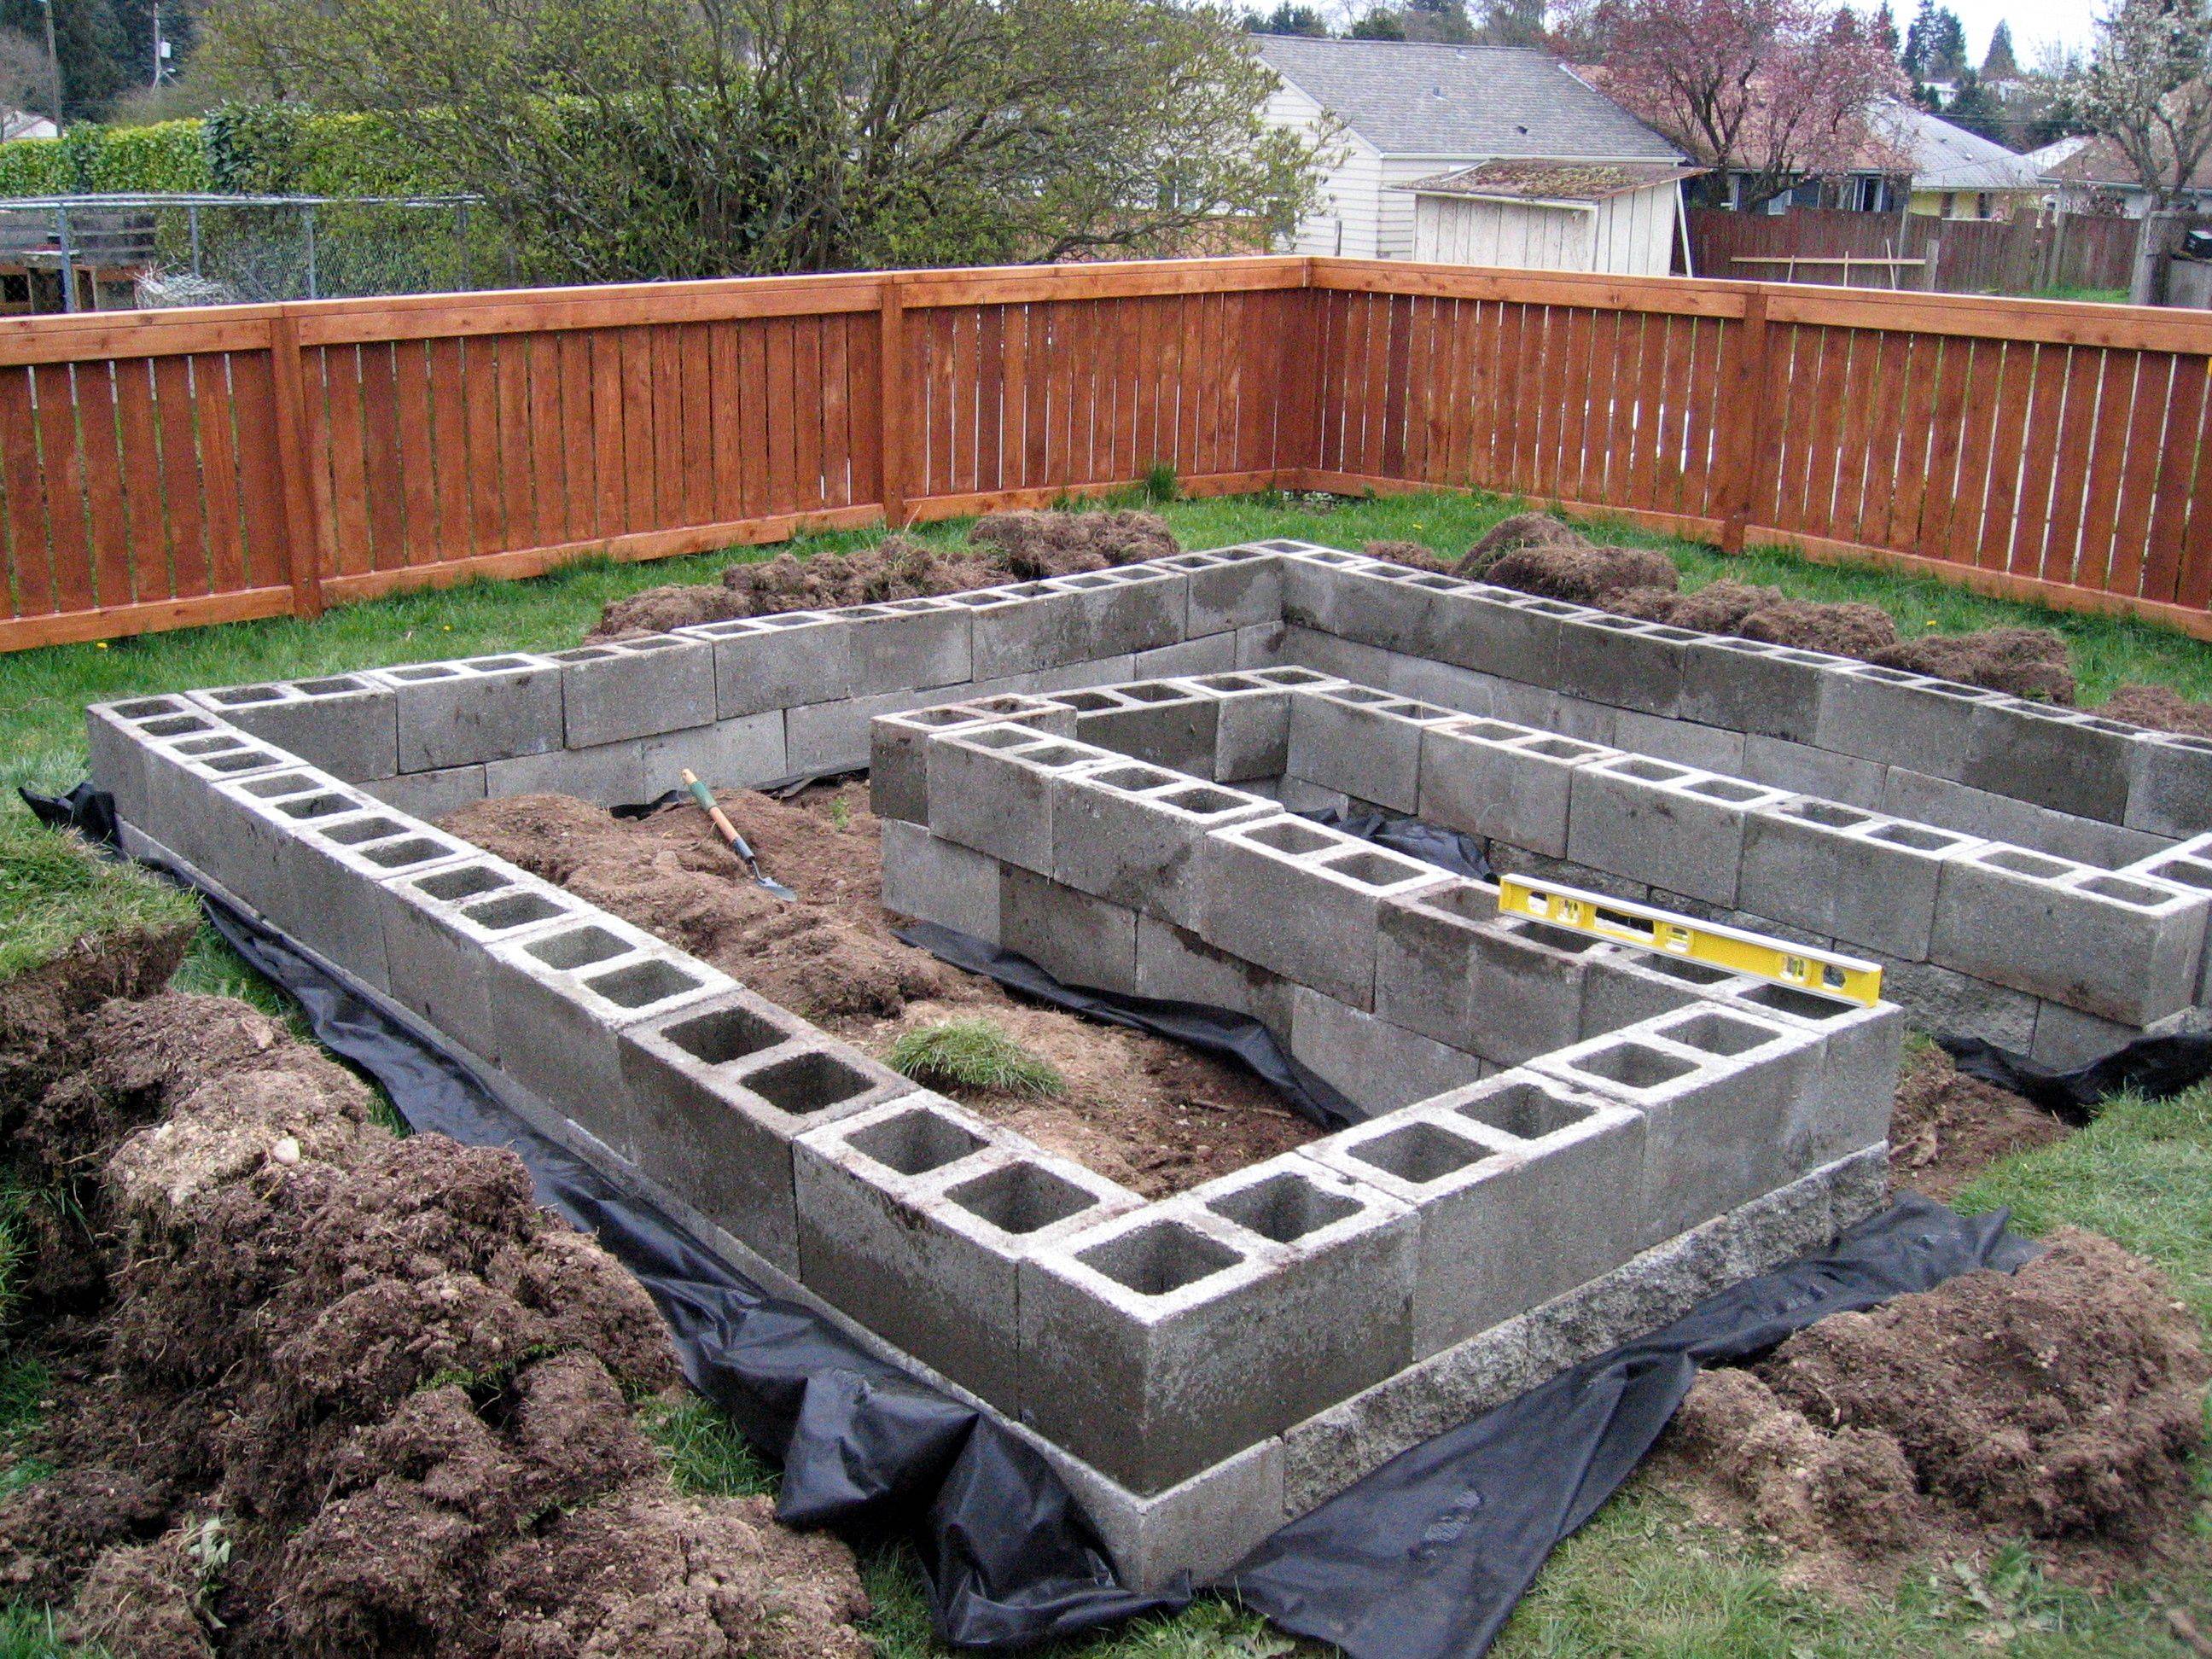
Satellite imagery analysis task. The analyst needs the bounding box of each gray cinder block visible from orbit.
[1376,882,1603,1066]
[91,701,265,835]
[1880,958,2040,1051]
[370,653,566,771]
[188,673,401,782]
[486,916,736,1154]
[1277,623,1398,687]
[679,611,853,719]
[1565,755,1791,907]
[381,857,590,1061]
[1609,708,1747,776]
[2128,728,2212,838]
[1578,946,1755,1037]
[1135,634,1237,680]
[1553,614,1697,717]
[1196,817,1452,1008]
[1039,1430,1285,1594]
[1813,664,2000,776]
[1738,798,1984,960]
[1382,652,1501,717]
[1417,718,1612,857]
[1134,915,1297,1033]
[364,763,488,821]
[642,712,788,796]
[550,634,717,746]
[1176,547,1284,634]
[1310,1070,1644,1356]
[1051,766,1272,926]
[870,698,1075,824]
[1285,986,1488,1113]
[841,597,975,696]
[1285,687,1458,815]
[486,738,647,806]
[1676,637,1845,743]
[1714,980,1901,1167]
[999,864,1140,992]
[1931,843,2209,1023]
[924,725,1115,874]
[1738,734,1887,810]
[880,818,1004,940]
[1963,700,2139,824]
[1420,588,1594,687]
[1531,1007,1825,1243]
[1072,684,1221,776]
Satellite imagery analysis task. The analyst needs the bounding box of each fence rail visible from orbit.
[3,253,2210,654]
[1684,207,2140,295]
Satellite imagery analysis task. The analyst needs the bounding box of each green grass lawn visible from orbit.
[3,489,2211,1656]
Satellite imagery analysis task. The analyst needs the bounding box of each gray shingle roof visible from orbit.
[1254,38,1683,161]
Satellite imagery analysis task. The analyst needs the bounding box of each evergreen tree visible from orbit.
[1943,67,2004,137]
[1249,2,1329,33]
[1980,18,2018,79]
[0,0,128,119]
[1901,0,1967,81]
[1869,0,1901,61]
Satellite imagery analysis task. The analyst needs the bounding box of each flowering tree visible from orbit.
[2068,0,2212,207]
[1574,0,1910,208]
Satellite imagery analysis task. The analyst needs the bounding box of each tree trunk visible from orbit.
[2131,210,2186,306]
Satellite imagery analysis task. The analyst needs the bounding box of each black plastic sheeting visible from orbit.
[893,922,1362,1131]
[1297,805,1495,882]
[1230,1195,2039,1659]
[1940,1030,2212,1121]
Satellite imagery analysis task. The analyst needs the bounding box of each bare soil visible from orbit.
[1654,1229,2210,1596]
[442,783,1319,1197]
[591,511,1179,638]
[0,928,872,1656]
[2100,682,2212,740]
[1887,1043,2073,1202]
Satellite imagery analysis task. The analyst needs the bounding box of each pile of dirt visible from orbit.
[2099,682,2212,739]
[0,949,872,1656]
[1357,539,1455,573]
[1463,529,1680,607]
[1452,510,1596,579]
[591,510,1179,637]
[1655,1230,2210,1593]
[1736,595,1901,657]
[1870,627,2078,704]
[1886,1044,2073,1202]
[443,783,1320,1197]
[0,917,195,1122]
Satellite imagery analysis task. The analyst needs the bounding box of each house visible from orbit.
[1254,38,1684,260]
[1399,159,1704,275]
[0,109,55,143]
[1718,100,2044,219]
[2030,133,2212,218]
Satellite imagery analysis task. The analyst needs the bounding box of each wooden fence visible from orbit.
[3,254,2212,653]
[1685,207,2140,295]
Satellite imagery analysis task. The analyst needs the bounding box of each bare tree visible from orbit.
[2068,0,2212,207]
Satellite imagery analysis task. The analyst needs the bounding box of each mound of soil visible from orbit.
[1656,1230,2210,1592]
[1612,578,1777,633]
[1452,511,1592,579]
[591,510,1179,638]
[1887,1044,2072,1202]
[0,959,872,1656]
[1734,596,1901,656]
[1870,627,2077,704]
[443,783,1320,1197]
[1358,539,1455,573]
[0,919,195,1121]
[2099,682,2212,740]
[1476,536,1681,608]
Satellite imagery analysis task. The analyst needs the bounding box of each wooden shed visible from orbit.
[1400,160,1703,274]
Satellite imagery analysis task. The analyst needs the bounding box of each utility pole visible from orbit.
[38,0,62,132]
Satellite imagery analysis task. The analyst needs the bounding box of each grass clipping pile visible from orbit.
[0,934,870,1658]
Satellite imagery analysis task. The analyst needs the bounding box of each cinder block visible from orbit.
[1417,718,1612,858]
[1236,621,1287,668]
[679,611,852,719]
[1382,651,1500,716]
[1377,882,1602,1065]
[364,763,487,821]
[1553,614,1697,717]
[1286,986,1487,1113]
[1279,555,1384,633]
[1039,1429,1285,1593]
[1485,676,1566,733]
[1051,766,1272,926]
[1285,686,1458,815]
[624,990,905,1272]
[2127,728,2212,837]
[1072,684,1220,775]
[1676,637,1845,743]
[1134,915,1297,1033]
[966,581,1097,678]
[869,699,1074,824]
[1880,958,2040,1050]
[841,597,974,695]
[1000,864,1140,992]
[91,701,267,835]
[1196,817,1452,1008]
[1517,1209,1736,1375]
[1134,634,1237,679]
[1963,700,2137,824]
[191,765,380,915]
[1532,1008,1825,1243]
[1021,1169,1412,1493]
[486,917,736,1154]
[1565,755,1791,907]
[381,858,590,1060]
[880,818,1004,940]
[1178,547,1284,633]
[1610,709,1747,776]
[549,634,717,746]
[1169,673,1294,782]
[1714,1164,1842,1280]
[1739,734,1887,810]
[2029,998,2140,1070]
[1738,798,1984,960]
[1878,767,2163,870]
[1580,952,1764,1045]
[1309,1069,1644,1355]
[1286,563,1436,653]
[924,725,1113,873]
[486,738,647,806]
[1813,664,2000,775]
[1714,980,1901,1167]
[188,673,400,782]
[1420,588,1595,687]
[1823,1143,1891,1231]
[1548,693,1621,747]
[370,654,566,771]
[1930,844,2209,1022]
[1276,623,1398,687]
[641,712,789,795]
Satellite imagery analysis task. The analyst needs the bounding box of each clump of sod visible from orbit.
[886,1018,1064,1097]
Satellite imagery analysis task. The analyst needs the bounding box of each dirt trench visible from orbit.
[0,926,873,1657]
[441,783,1320,1197]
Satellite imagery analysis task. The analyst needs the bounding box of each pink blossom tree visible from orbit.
[1572,0,1912,208]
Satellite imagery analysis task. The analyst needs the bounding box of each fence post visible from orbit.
[266,312,328,620]
[1714,285,1772,556]
[878,273,909,528]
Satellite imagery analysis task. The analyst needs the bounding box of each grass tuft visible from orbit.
[639,1394,778,1499]
[0,819,198,987]
[886,1019,1064,1097]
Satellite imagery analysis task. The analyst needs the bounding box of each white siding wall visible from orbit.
[1589,184,1679,274]
[1377,156,1463,259]
[1411,183,1680,275]
[1264,84,1386,258]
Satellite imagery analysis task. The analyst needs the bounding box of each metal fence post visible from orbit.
[54,201,76,313]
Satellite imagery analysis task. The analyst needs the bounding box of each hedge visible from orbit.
[0,106,435,200]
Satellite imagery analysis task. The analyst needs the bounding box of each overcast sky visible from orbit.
[1901,0,2098,68]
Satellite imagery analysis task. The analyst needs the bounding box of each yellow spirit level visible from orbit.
[1498,875,1883,1007]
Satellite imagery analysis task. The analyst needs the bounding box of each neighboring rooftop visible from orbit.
[1254,37,1682,160]
[1399,158,1705,202]
[2032,131,2209,192]
[1866,100,2043,192]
